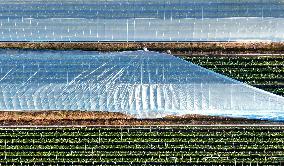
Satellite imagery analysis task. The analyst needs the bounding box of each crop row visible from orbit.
[0,140,283,147]
[0,146,280,153]
[0,131,283,137]
[0,153,282,164]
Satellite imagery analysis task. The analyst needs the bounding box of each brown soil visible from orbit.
[0,111,281,126]
[0,42,284,55]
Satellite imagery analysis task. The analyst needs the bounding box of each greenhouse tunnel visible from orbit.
[0,0,283,41]
[0,49,283,120]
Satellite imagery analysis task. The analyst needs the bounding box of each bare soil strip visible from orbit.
[0,111,281,126]
[0,42,284,55]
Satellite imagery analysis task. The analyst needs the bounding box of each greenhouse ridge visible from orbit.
[0,49,283,120]
[0,0,283,41]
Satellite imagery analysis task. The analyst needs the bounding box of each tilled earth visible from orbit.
[0,111,281,126]
[1,42,284,55]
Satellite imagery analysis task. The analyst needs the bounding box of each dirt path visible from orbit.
[0,111,281,126]
[0,42,284,55]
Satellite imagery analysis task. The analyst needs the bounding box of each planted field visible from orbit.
[183,55,284,97]
[0,126,283,165]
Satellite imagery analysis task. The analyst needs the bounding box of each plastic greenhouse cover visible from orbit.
[0,49,283,120]
[0,0,284,41]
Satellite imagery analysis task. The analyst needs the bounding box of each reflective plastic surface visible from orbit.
[0,49,283,120]
[0,0,284,41]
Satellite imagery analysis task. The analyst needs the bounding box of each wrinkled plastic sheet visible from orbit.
[0,0,284,41]
[0,49,283,120]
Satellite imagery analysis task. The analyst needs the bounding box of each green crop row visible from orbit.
[0,137,283,143]
[1,132,283,137]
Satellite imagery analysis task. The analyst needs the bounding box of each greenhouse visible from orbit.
[0,49,283,120]
[0,0,284,41]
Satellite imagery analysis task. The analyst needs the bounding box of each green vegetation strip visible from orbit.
[0,126,283,165]
[183,55,284,96]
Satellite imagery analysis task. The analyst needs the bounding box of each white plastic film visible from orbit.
[0,49,283,120]
[0,0,283,41]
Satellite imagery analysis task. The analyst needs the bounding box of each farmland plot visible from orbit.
[0,126,283,165]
